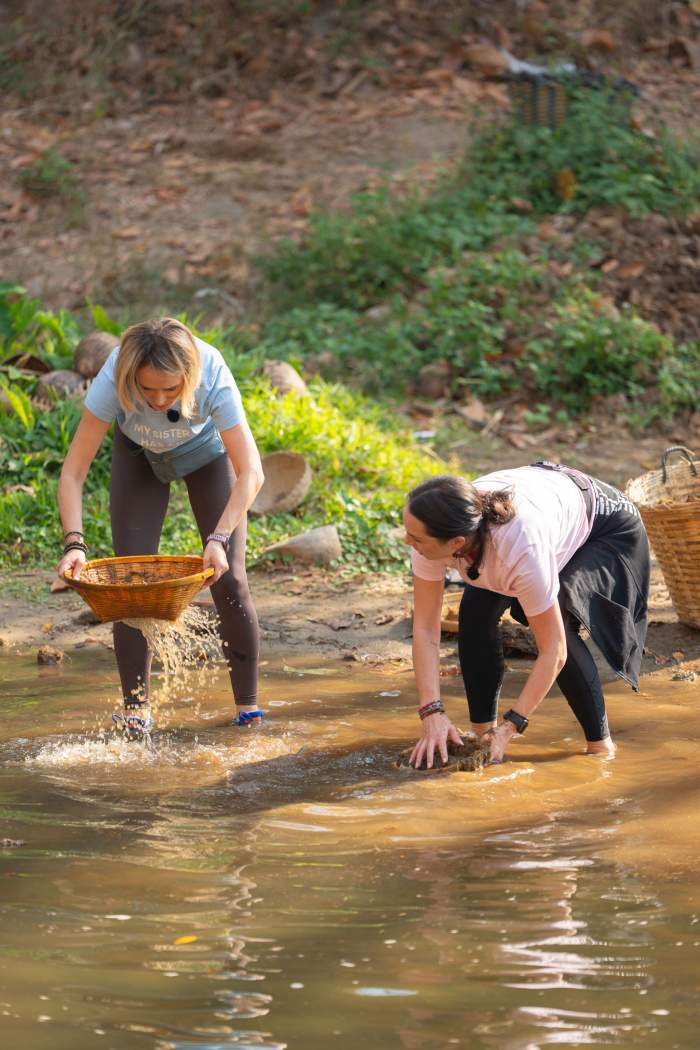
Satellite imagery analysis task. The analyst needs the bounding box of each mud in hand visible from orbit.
[394,731,492,773]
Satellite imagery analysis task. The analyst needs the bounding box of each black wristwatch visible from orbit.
[503,709,529,734]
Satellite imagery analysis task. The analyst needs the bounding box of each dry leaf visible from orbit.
[374,613,394,626]
[556,168,577,201]
[454,398,489,428]
[114,227,141,240]
[601,258,620,274]
[668,37,700,69]
[641,37,668,53]
[506,431,533,450]
[478,83,510,106]
[50,577,70,593]
[581,29,617,52]
[618,261,646,279]
[311,612,364,631]
[463,44,511,78]
[3,483,34,495]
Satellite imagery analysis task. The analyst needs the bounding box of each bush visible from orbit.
[258,181,534,312]
[469,82,700,218]
[523,291,700,422]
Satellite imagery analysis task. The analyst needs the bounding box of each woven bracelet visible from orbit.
[63,541,88,555]
[419,700,445,721]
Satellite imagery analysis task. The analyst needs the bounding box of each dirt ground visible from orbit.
[1,560,698,699]
[3,6,700,337]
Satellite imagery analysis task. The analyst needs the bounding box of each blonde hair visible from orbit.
[115,318,201,419]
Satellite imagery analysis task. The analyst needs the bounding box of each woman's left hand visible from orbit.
[203,540,229,584]
[483,722,517,764]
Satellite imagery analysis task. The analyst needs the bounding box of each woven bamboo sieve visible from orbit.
[626,447,700,629]
[63,555,214,623]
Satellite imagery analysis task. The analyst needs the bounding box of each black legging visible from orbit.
[457,587,609,742]
[110,426,259,706]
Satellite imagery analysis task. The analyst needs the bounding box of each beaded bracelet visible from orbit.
[63,530,84,541]
[418,700,445,721]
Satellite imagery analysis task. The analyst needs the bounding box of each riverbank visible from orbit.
[2,561,698,689]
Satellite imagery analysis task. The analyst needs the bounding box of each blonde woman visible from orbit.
[57,318,264,740]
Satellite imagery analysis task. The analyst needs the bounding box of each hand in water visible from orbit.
[203,540,229,583]
[482,722,516,763]
[57,548,86,581]
[409,713,463,770]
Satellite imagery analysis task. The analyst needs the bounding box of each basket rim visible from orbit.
[63,554,213,592]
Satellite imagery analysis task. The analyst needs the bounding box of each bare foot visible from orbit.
[586,737,616,757]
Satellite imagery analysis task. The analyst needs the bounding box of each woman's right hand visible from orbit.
[57,548,86,581]
[409,712,463,770]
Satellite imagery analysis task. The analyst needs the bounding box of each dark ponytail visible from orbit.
[407,475,515,577]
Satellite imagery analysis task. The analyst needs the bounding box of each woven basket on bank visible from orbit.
[626,447,700,630]
[64,555,214,623]
[441,590,462,634]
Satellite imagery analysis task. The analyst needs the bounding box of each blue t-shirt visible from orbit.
[84,336,245,452]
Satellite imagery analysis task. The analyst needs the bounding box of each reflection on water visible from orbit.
[1,647,700,1048]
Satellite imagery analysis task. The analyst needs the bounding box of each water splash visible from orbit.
[122,605,224,708]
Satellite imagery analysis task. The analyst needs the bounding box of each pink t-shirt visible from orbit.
[410,466,595,618]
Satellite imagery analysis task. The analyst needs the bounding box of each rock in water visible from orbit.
[37,645,64,665]
[395,732,491,773]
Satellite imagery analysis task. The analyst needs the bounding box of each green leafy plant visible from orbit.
[468,82,700,218]
[18,149,85,223]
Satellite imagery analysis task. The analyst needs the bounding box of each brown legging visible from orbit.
[110,426,259,707]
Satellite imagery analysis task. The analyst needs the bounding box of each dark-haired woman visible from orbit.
[403,464,649,767]
[56,318,264,739]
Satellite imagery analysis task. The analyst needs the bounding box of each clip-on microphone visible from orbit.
[166,408,180,422]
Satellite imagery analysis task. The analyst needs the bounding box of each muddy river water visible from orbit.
[1,646,699,1049]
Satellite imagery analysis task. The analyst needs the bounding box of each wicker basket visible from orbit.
[626,446,700,630]
[64,555,214,623]
[507,72,638,130]
[251,451,312,515]
[441,590,462,634]
[508,76,568,129]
